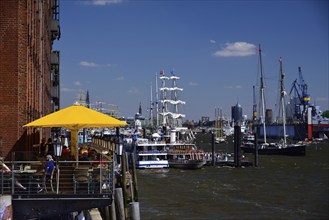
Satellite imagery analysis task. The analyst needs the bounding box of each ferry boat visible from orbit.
[167,143,206,169]
[134,137,169,169]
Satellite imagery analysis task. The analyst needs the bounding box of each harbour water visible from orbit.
[137,139,329,219]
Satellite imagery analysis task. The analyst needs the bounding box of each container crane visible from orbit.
[289,67,310,122]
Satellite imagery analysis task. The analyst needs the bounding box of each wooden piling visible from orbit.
[131,153,139,202]
[129,202,140,220]
[254,125,259,167]
[121,153,128,217]
[211,130,215,166]
[114,188,125,220]
[110,199,117,220]
[234,125,241,167]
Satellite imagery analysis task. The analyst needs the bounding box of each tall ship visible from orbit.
[157,70,206,169]
[241,47,306,156]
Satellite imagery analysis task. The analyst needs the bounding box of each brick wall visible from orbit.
[0,0,57,159]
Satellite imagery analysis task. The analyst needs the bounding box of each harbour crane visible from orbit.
[289,67,310,122]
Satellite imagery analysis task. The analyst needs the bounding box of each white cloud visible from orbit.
[210,40,216,44]
[116,76,125,80]
[74,81,82,86]
[80,61,98,67]
[127,87,140,94]
[87,0,125,6]
[213,42,256,57]
[189,82,198,86]
[224,85,243,89]
[61,87,75,92]
[79,61,113,67]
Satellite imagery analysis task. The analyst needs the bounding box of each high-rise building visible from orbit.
[0,0,60,158]
[231,103,243,123]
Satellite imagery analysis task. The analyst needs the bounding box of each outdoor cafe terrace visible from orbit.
[0,139,125,219]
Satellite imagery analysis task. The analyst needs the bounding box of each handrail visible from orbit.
[1,158,114,197]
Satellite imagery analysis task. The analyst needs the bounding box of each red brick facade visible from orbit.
[0,0,60,159]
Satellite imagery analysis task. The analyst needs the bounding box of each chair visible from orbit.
[29,167,55,193]
[92,168,111,194]
[73,167,92,194]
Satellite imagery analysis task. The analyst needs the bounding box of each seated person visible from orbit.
[61,145,72,162]
[62,145,70,153]
[38,155,55,176]
[34,155,55,192]
[79,152,90,161]
[92,154,107,169]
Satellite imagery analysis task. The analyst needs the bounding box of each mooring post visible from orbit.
[114,188,125,220]
[234,124,241,167]
[110,199,117,220]
[131,153,139,202]
[121,153,128,218]
[211,129,215,166]
[254,125,259,167]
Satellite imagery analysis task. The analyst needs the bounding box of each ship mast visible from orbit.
[258,45,267,144]
[159,70,169,126]
[155,73,159,127]
[159,70,185,127]
[149,81,153,127]
[279,57,287,147]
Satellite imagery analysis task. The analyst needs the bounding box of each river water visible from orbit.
[137,139,329,219]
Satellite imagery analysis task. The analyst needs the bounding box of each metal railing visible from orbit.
[1,152,114,198]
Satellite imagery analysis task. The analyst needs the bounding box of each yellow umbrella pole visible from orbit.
[71,129,79,162]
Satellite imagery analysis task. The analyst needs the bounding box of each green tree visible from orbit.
[322,110,329,118]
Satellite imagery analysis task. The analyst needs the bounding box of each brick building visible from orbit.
[0,0,60,159]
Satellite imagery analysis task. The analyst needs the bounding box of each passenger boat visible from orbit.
[134,138,169,169]
[167,141,206,169]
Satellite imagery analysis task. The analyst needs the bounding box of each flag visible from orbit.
[160,70,164,75]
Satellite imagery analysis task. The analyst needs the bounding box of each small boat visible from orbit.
[167,143,206,169]
[215,137,226,144]
[242,132,255,142]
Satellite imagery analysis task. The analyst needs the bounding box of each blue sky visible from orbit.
[55,0,328,121]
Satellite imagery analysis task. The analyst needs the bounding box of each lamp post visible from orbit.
[54,142,62,194]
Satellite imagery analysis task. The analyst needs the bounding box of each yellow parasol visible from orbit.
[24,105,127,161]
